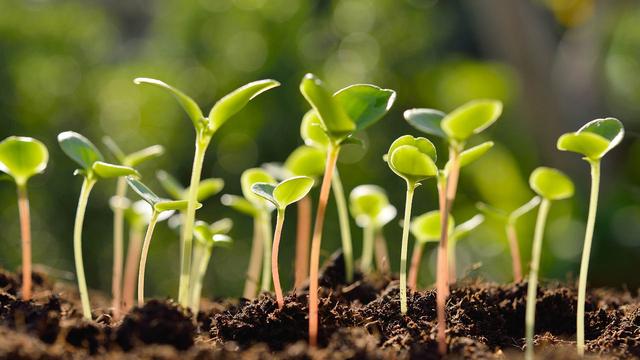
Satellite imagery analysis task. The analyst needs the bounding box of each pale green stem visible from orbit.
[138,211,160,306]
[190,243,212,315]
[577,160,600,356]
[361,224,374,274]
[189,242,205,309]
[525,198,551,360]
[260,211,273,292]
[111,177,127,317]
[331,170,354,282]
[400,184,415,314]
[74,177,97,320]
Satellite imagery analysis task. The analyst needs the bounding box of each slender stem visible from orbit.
[577,160,600,356]
[360,224,375,274]
[400,185,415,314]
[506,223,523,282]
[294,196,311,289]
[243,216,263,299]
[74,177,97,320]
[16,184,32,300]
[190,243,212,315]
[525,198,551,360]
[374,229,390,274]
[408,240,425,291]
[189,242,205,309]
[138,211,160,306]
[123,225,143,311]
[178,137,210,306]
[309,145,340,347]
[273,209,286,309]
[331,170,354,282]
[111,177,127,318]
[260,211,273,292]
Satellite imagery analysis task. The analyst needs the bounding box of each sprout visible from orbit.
[300,73,396,346]
[404,100,502,354]
[524,167,574,359]
[0,136,48,300]
[103,136,164,318]
[58,131,139,319]
[134,77,279,307]
[251,176,314,308]
[556,118,624,356]
[190,219,233,314]
[125,176,201,306]
[385,135,438,314]
[349,185,396,274]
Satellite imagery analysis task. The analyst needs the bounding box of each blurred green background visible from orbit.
[1,0,639,300]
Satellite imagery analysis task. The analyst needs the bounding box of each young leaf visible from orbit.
[221,194,258,216]
[195,178,225,201]
[126,176,162,206]
[210,218,233,234]
[508,196,541,224]
[349,185,389,225]
[410,210,454,243]
[284,146,326,178]
[300,111,331,150]
[334,84,396,131]
[300,74,355,139]
[272,176,314,208]
[156,170,186,200]
[212,234,234,248]
[386,137,438,185]
[250,182,277,207]
[404,108,447,138]
[241,168,276,208]
[441,100,502,143]
[92,162,140,179]
[457,141,494,168]
[387,135,437,161]
[451,214,484,241]
[0,136,49,186]
[557,118,624,161]
[124,145,165,167]
[154,199,195,213]
[58,131,104,171]
[134,78,204,129]
[529,167,575,201]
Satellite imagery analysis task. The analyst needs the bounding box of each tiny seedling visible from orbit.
[349,185,397,274]
[125,176,200,306]
[405,100,501,354]
[135,77,279,306]
[385,135,438,314]
[191,218,233,314]
[556,118,624,356]
[300,73,395,346]
[408,210,452,290]
[58,131,139,319]
[524,167,574,359]
[0,136,48,300]
[251,176,314,308]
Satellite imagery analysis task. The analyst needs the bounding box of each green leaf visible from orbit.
[126,176,162,206]
[441,100,502,142]
[386,136,438,184]
[403,108,447,138]
[241,168,276,208]
[300,73,355,140]
[208,79,280,132]
[92,162,140,179]
[0,136,49,186]
[529,167,575,201]
[134,78,204,130]
[377,205,397,227]
[458,141,494,168]
[250,182,277,207]
[221,194,258,216]
[210,218,233,234]
[194,178,224,201]
[300,110,330,150]
[156,170,186,200]
[212,234,234,248]
[387,135,437,162]
[338,136,365,147]
[557,118,624,161]
[284,146,326,178]
[58,131,104,171]
[272,176,314,208]
[410,210,454,243]
[194,220,212,244]
[451,214,484,241]
[124,145,165,167]
[349,185,389,226]
[154,199,198,213]
[508,196,541,224]
[334,84,396,131]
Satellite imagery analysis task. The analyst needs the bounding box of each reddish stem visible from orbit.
[17,185,32,300]
[123,227,143,311]
[374,230,390,274]
[294,196,312,289]
[273,210,286,309]
[506,224,523,282]
[408,241,424,291]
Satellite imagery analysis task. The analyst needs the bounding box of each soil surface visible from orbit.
[0,254,638,359]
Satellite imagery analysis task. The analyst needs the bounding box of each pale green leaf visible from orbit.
[284,146,326,178]
[0,136,49,186]
[124,145,165,167]
[250,182,277,207]
[241,168,276,208]
[93,161,139,179]
[221,194,258,216]
[300,73,355,140]
[529,167,574,201]
[410,210,454,243]
[58,131,104,171]
[300,110,330,150]
[334,84,396,131]
[156,170,186,200]
[441,100,502,142]
[126,176,161,205]
[404,108,447,138]
[273,176,314,208]
[134,77,204,129]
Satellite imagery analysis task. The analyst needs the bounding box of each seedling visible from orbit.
[103,136,164,317]
[385,135,438,314]
[556,118,624,356]
[135,77,279,306]
[408,210,452,290]
[191,218,233,314]
[251,176,314,308]
[58,131,139,319]
[125,176,200,306]
[0,136,48,300]
[349,185,397,274]
[300,74,395,346]
[524,167,574,359]
[404,100,502,354]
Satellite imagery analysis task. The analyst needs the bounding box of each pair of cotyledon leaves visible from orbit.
[557,118,624,162]
[221,167,282,216]
[0,136,49,186]
[349,185,397,228]
[409,210,484,244]
[193,218,233,249]
[125,176,201,214]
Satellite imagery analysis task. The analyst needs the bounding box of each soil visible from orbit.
[0,253,638,359]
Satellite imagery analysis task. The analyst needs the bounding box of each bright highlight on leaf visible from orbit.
[529,167,575,201]
[58,131,104,171]
[251,176,314,210]
[0,136,49,186]
[441,100,503,142]
[557,118,624,161]
[386,136,438,185]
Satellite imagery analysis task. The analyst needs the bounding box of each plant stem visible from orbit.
[138,211,160,306]
[178,137,209,306]
[400,184,415,314]
[331,170,354,283]
[506,223,523,282]
[123,225,143,310]
[374,230,390,274]
[294,196,311,289]
[577,160,600,356]
[190,244,212,315]
[74,177,97,320]
[260,211,273,292]
[273,209,286,309]
[16,184,32,300]
[360,224,375,274]
[189,242,205,310]
[525,198,551,360]
[309,145,340,347]
[408,240,424,291]
[243,216,263,299]
[111,177,127,318]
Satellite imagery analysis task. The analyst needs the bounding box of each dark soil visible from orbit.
[0,252,638,359]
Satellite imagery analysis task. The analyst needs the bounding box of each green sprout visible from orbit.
[408,210,452,290]
[191,219,233,314]
[58,131,139,319]
[0,136,48,300]
[556,117,624,356]
[251,176,314,308]
[385,135,438,314]
[349,185,397,274]
[299,74,396,346]
[134,77,279,307]
[125,176,200,306]
[102,136,164,317]
[524,167,574,359]
[405,100,502,354]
